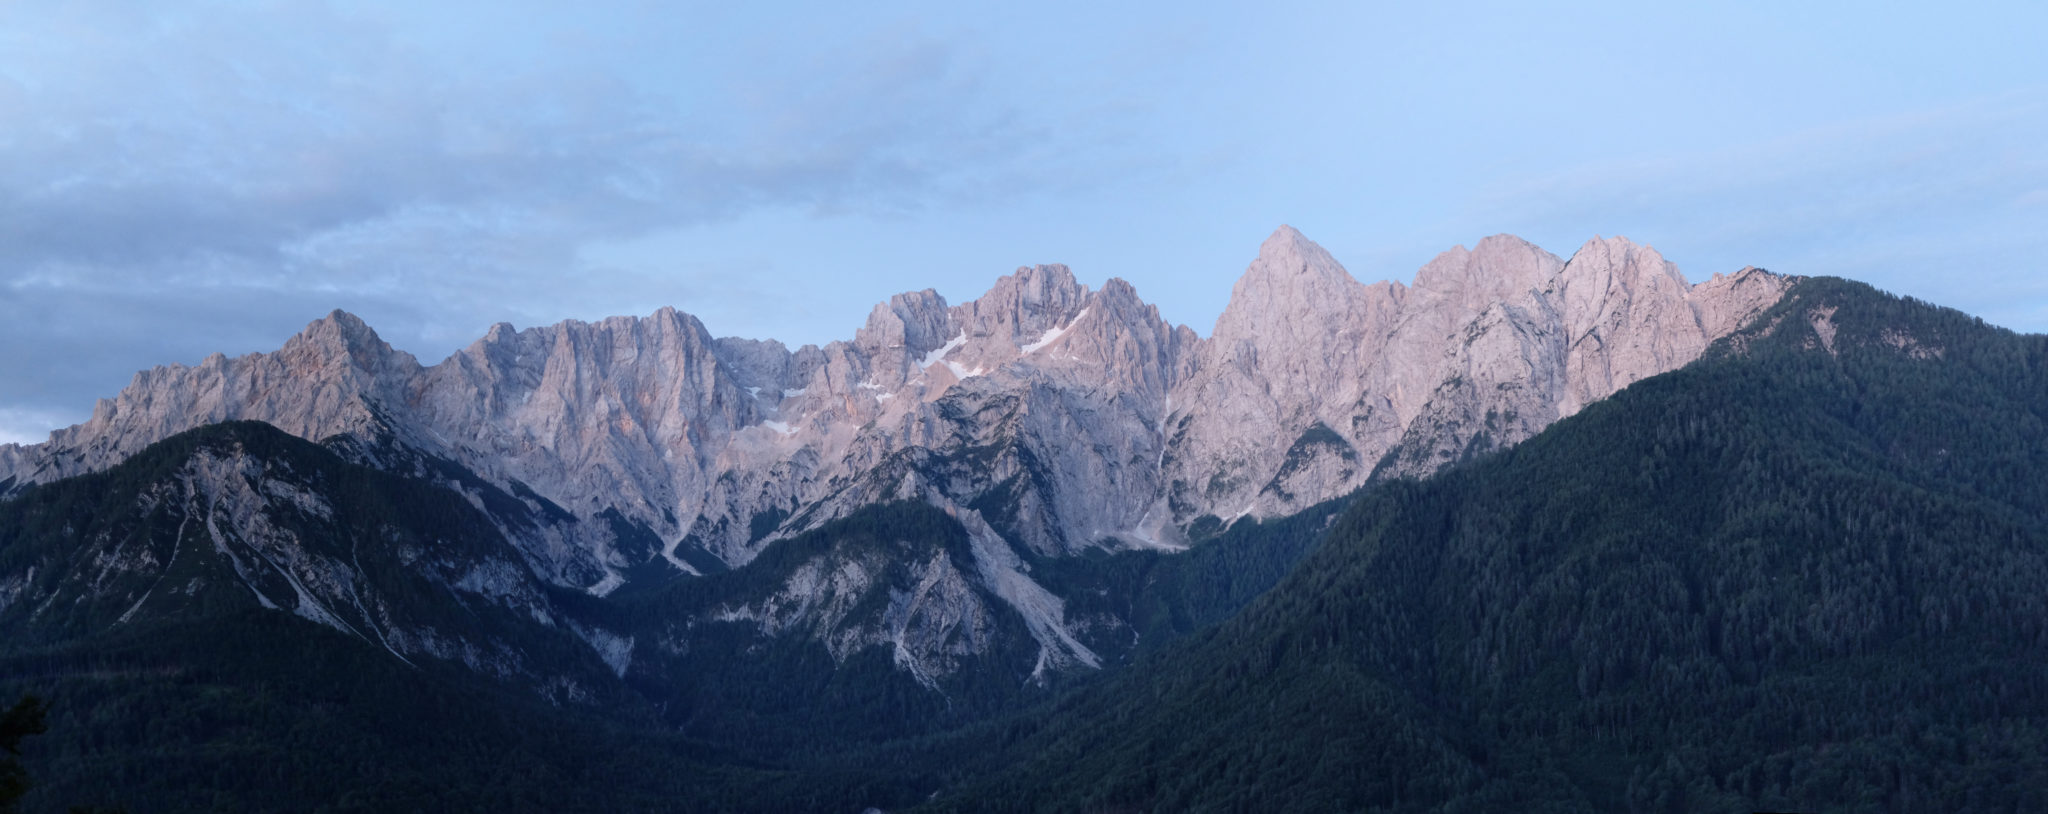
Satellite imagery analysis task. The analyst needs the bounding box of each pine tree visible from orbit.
[0,695,47,813]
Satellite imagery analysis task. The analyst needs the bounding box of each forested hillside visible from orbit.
[7,276,2044,812]
[0,423,1349,811]
[926,277,2048,812]
[0,423,896,812]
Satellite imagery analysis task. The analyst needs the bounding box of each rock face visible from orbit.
[1162,230,1789,516]
[8,310,419,483]
[696,493,1100,691]
[0,228,1788,599]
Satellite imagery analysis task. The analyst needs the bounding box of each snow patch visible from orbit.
[782,388,808,398]
[943,360,986,379]
[919,332,968,369]
[762,420,797,436]
[1021,308,1089,354]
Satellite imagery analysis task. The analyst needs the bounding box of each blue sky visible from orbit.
[2,0,2044,442]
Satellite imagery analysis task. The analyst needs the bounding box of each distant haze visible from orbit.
[2,0,2045,443]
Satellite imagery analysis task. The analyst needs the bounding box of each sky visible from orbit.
[2,0,2045,443]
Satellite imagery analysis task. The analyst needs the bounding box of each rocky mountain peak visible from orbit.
[955,264,1088,344]
[855,289,953,356]
[281,309,420,379]
[1255,224,1330,265]
[1411,234,1563,308]
[1473,233,1562,281]
[1551,236,1693,349]
[3,225,1794,603]
[1561,235,1686,289]
[1543,236,1792,419]
[1211,226,1384,346]
[301,308,377,343]
[1689,264,1794,340]
[1230,225,1358,301]
[1091,277,1156,323]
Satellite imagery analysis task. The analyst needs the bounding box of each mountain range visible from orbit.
[5,227,2037,812]
[0,227,1786,688]
[924,276,2048,812]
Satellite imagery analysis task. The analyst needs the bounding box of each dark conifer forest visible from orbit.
[919,278,2048,812]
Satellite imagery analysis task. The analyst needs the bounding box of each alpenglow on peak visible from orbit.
[1,226,1787,599]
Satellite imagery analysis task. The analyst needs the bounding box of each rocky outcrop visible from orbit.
[407,306,758,567]
[2,311,419,486]
[0,228,1788,593]
[1162,229,1790,516]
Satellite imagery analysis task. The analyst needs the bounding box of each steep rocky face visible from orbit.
[1372,239,1788,481]
[1553,236,1711,415]
[1162,227,1411,526]
[684,491,1098,691]
[682,262,1199,565]
[407,306,758,570]
[0,228,1788,601]
[3,311,421,487]
[1160,228,1790,520]
[708,532,1005,690]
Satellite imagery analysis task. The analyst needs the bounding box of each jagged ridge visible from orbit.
[0,227,1787,611]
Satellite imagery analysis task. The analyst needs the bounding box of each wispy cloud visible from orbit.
[1471,89,2048,330]
[0,5,1064,278]
[0,2,1151,426]
[0,406,83,446]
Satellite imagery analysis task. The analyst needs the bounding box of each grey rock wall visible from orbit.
[1,227,1787,593]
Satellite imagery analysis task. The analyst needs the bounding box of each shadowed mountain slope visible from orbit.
[920,277,2048,812]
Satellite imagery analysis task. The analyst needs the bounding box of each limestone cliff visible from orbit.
[0,227,1788,592]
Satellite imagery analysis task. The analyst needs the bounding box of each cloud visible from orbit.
[0,406,77,446]
[1464,90,2048,332]
[1477,91,2048,252]
[0,2,1151,430]
[0,6,1038,276]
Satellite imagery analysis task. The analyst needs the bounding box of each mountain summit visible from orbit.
[934,276,2048,812]
[9,228,2045,813]
[1163,228,1787,522]
[0,227,1786,601]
